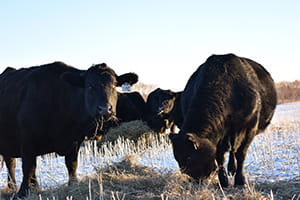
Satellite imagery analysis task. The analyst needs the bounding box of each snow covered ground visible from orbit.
[1,102,299,190]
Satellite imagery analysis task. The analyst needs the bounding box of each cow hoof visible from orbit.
[68,177,79,186]
[219,177,229,188]
[17,190,28,199]
[234,174,246,186]
[218,168,229,187]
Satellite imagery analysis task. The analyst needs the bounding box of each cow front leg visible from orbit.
[4,157,17,191]
[65,146,79,185]
[227,151,237,176]
[18,155,37,197]
[216,150,229,187]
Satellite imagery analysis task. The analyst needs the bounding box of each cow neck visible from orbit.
[181,88,230,144]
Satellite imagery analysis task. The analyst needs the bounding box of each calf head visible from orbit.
[145,88,180,133]
[61,63,138,138]
[169,133,216,181]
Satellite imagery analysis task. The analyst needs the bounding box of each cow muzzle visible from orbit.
[98,105,113,117]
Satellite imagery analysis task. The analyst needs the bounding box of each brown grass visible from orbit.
[2,155,298,200]
[0,120,299,200]
[0,155,279,200]
[101,120,153,143]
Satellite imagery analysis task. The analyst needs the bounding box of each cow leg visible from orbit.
[234,119,258,186]
[65,145,79,184]
[18,155,37,197]
[4,157,17,191]
[216,150,229,187]
[29,165,38,188]
[227,151,237,176]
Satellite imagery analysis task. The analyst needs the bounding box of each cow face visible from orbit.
[84,64,118,120]
[61,63,138,129]
[169,133,216,181]
[145,88,178,133]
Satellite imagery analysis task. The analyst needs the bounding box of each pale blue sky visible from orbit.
[1,1,299,91]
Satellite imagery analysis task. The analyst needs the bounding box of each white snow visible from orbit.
[0,102,299,190]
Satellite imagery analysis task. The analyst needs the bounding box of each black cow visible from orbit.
[117,91,146,122]
[145,88,183,134]
[97,91,146,135]
[2,67,16,73]
[0,62,138,197]
[169,54,277,187]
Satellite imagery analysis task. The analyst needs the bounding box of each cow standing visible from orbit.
[169,54,277,187]
[0,62,138,197]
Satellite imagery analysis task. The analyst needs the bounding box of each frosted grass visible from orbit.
[0,102,299,190]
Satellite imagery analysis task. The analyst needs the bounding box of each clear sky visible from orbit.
[1,1,299,91]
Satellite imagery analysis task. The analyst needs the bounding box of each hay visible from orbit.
[0,126,292,200]
[101,120,153,143]
[1,155,282,200]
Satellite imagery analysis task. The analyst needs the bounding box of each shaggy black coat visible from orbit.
[0,62,138,197]
[169,54,277,187]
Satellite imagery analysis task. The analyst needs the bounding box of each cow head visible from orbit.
[169,133,216,181]
[61,63,138,138]
[145,88,180,133]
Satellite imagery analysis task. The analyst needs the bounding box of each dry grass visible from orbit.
[0,155,283,200]
[0,120,299,200]
[2,155,296,200]
[256,179,300,200]
[101,120,153,143]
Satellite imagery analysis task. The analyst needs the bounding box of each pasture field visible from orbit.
[0,102,299,199]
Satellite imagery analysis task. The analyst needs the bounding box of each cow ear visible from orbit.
[117,73,138,86]
[61,72,85,87]
[186,133,200,150]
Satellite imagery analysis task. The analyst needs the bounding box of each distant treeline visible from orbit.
[276,80,300,104]
[131,80,300,105]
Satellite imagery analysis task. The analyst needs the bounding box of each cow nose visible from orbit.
[98,105,112,116]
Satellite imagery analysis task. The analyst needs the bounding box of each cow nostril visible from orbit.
[98,105,112,116]
[108,105,112,112]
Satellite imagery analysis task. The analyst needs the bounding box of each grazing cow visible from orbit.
[169,54,277,187]
[0,62,138,197]
[145,88,183,134]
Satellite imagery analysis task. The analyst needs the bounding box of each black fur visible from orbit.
[145,88,183,133]
[169,54,277,187]
[98,91,146,135]
[0,61,138,197]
